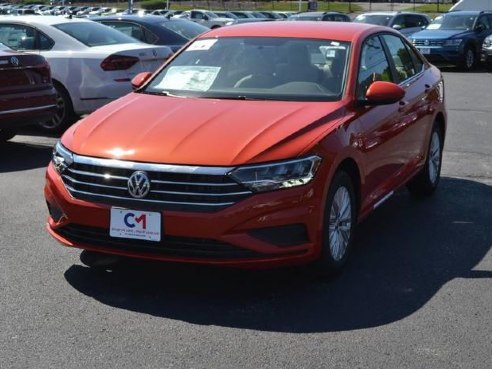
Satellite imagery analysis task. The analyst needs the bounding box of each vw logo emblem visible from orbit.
[424,40,430,46]
[10,56,19,66]
[127,171,150,199]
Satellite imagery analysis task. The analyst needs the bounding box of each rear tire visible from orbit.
[38,82,77,134]
[407,124,443,197]
[0,128,17,142]
[315,171,357,276]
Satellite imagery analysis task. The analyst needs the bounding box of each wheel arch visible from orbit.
[333,157,362,215]
[51,79,74,108]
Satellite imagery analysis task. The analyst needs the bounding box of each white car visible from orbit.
[176,10,236,29]
[0,16,172,132]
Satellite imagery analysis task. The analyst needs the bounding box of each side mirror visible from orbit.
[203,15,209,21]
[362,81,405,106]
[392,24,403,31]
[131,72,152,90]
[475,24,485,32]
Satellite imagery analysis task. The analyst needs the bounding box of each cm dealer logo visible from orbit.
[124,212,147,230]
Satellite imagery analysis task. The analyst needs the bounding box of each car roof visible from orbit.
[445,10,486,15]
[203,21,387,42]
[92,14,175,24]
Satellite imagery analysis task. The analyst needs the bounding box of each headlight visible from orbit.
[52,141,73,174]
[229,156,322,193]
[444,39,462,47]
[484,36,492,48]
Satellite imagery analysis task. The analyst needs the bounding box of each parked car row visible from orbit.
[0,15,173,133]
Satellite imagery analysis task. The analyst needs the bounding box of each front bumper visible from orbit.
[480,48,492,64]
[415,45,464,66]
[45,163,326,268]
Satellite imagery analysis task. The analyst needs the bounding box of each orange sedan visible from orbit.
[45,22,446,273]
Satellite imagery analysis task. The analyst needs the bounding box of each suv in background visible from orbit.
[353,11,430,37]
[410,11,492,70]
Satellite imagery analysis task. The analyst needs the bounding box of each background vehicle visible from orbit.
[92,15,208,52]
[410,11,492,70]
[450,0,492,11]
[45,22,446,275]
[288,11,351,22]
[0,16,172,133]
[0,42,56,141]
[481,33,492,68]
[175,10,235,28]
[353,11,430,37]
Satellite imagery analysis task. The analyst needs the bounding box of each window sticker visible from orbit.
[187,39,218,51]
[156,66,220,91]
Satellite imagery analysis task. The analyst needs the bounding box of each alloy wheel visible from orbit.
[328,186,352,262]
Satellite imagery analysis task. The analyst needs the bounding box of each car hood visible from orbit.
[62,93,348,166]
[412,29,471,40]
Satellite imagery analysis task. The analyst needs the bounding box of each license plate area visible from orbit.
[110,208,161,242]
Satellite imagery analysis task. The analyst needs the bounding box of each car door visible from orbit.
[354,35,409,205]
[380,33,435,172]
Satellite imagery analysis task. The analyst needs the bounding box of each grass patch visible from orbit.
[402,4,453,14]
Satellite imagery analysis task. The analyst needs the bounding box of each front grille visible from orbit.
[57,224,265,259]
[61,155,252,212]
[413,40,444,47]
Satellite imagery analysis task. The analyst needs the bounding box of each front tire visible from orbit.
[316,171,357,275]
[460,46,476,71]
[407,124,443,197]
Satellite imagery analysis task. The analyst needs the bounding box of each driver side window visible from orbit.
[357,36,393,99]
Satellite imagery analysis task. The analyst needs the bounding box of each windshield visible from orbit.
[54,22,139,47]
[427,14,477,30]
[354,14,392,26]
[144,37,350,101]
[161,20,208,40]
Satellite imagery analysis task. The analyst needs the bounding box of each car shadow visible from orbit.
[0,140,53,173]
[64,177,491,333]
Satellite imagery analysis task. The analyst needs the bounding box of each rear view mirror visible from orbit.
[131,72,152,90]
[363,81,405,105]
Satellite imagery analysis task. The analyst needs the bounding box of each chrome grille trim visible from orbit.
[151,189,251,197]
[67,168,128,180]
[62,175,127,190]
[66,186,236,207]
[73,154,234,175]
[61,154,252,211]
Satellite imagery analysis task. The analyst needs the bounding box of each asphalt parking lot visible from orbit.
[1,69,491,369]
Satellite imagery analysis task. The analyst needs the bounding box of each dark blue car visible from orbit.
[410,11,492,70]
[91,15,209,52]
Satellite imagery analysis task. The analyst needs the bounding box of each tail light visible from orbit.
[37,60,52,84]
[100,55,139,71]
